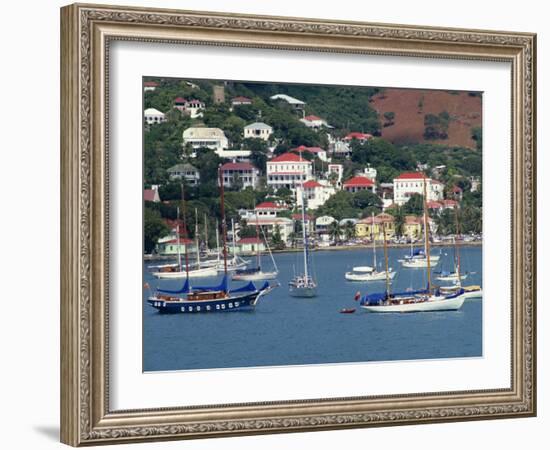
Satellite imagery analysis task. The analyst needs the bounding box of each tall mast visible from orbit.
[382,221,390,296]
[204,213,209,253]
[195,208,200,267]
[371,212,377,269]
[301,189,309,282]
[231,218,237,264]
[254,203,261,269]
[176,207,182,272]
[454,205,462,287]
[218,167,228,277]
[215,220,220,264]
[422,173,431,292]
[180,183,189,281]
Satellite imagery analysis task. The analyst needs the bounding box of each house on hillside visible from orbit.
[243,122,273,141]
[326,164,344,188]
[343,175,376,194]
[220,162,259,189]
[182,127,229,153]
[144,187,161,203]
[295,180,336,210]
[144,108,166,125]
[214,149,252,161]
[270,94,306,111]
[173,97,205,118]
[393,172,444,206]
[293,145,328,162]
[266,152,313,190]
[231,96,252,106]
[344,132,372,143]
[167,163,200,185]
[143,81,158,92]
[300,115,330,129]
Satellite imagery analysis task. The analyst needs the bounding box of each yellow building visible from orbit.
[355,213,395,241]
[403,215,422,240]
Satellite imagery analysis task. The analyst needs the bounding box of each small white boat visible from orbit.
[152,266,218,279]
[435,271,468,282]
[401,256,440,268]
[345,267,396,282]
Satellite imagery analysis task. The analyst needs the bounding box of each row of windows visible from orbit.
[268,164,310,171]
[268,175,307,181]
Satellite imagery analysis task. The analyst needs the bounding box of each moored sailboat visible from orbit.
[147,168,277,313]
[289,189,317,297]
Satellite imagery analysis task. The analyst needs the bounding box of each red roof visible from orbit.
[292,213,314,221]
[143,189,159,202]
[395,172,427,180]
[143,81,158,87]
[303,180,322,188]
[162,238,194,245]
[344,132,372,141]
[269,152,311,163]
[303,115,322,121]
[452,185,463,193]
[221,162,256,171]
[294,145,325,154]
[237,237,263,244]
[442,199,458,207]
[343,176,375,188]
[427,201,443,209]
[174,97,187,104]
[255,201,286,210]
[232,96,252,103]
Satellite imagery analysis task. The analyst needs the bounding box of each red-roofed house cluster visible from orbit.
[174,97,205,118]
[393,171,444,206]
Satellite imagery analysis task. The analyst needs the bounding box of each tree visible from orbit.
[352,190,382,211]
[144,208,169,254]
[328,220,342,243]
[383,111,395,127]
[471,126,482,151]
[343,221,356,241]
[403,193,424,216]
[271,224,284,249]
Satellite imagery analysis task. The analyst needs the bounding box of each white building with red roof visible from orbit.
[343,175,376,194]
[143,81,158,92]
[300,115,329,129]
[344,132,373,143]
[231,96,252,106]
[173,97,205,118]
[220,162,259,189]
[144,187,161,203]
[326,164,344,188]
[295,180,336,210]
[235,237,266,255]
[293,145,328,162]
[393,172,444,206]
[266,152,313,190]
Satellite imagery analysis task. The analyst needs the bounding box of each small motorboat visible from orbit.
[339,308,356,314]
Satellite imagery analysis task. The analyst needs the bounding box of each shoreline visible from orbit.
[145,240,482,260]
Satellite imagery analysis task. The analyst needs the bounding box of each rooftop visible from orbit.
[237,237,263,245]
[183,127,227,139]
[232,96,252,103]
[144,108,164,116]
[270,94,305,105]
[344,132,373,140]
[302,180,322,189]
[221,162,257,171]
[343,176,375,187]
[255,201,286,210]
[269,152,311,163]
[395,172,428,180]
[167,163,199,173]
[244,122,272,130]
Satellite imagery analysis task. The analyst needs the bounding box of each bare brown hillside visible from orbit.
[371,88,482,149]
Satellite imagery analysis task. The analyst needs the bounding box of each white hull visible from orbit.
[152,267,218,279]
[345,270,396,282]
[289,285,317,297]
[436,273,468,282]
[232,271,278,281]
[461,289,482,300]
[361,295,465,313]
[402,257,440,268]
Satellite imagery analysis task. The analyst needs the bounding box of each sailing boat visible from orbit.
[152,185,217,279]
[233,209,279,281]
[289,189,317,297]
[147,168,277,313]
[359,174,465,313]
[435,236,469,282]
[345,213,396,282]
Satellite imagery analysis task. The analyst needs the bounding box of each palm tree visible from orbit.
[343,221,356,242]
[328,220,341,244]
[393,206,405,238]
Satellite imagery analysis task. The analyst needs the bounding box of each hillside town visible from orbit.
[143,79,482,256]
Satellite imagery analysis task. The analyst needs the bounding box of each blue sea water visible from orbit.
[143,245,482,372]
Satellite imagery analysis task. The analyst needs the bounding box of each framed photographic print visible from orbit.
[60,3,537,446]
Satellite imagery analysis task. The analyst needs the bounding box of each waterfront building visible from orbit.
[266,152,313,190]
[355,213,395,241]
[300,115,330,129]
[236,237,266,255]
[393,172,444,206]
[315,215,336,237]
[243,122,273,141]
[403,215,422,240]
[220,162,260,189]
[295,180,336,210]
[182,127,229,153]
[173,97,205,118]
[270,94,306,111]
[167,163,201,185]
[144,108,166,125]
[343,175,376,194]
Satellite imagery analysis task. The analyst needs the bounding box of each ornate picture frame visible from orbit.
[60,3,536,446]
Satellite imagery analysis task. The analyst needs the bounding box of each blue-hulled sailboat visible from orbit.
[147,172,277,314]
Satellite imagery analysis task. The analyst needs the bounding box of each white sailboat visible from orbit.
[359,174,465,313]
[289,190,317,297]
[345,213,396,282]
[233,212,278,281]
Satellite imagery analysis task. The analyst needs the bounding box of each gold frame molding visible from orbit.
[60,2,537,446]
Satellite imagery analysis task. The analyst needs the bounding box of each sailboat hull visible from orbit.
[152,267,218,279]
[147,290,267,313]
[345,270,396,282]
[289,285,317,297]
[232,271,278,281]
[360,294,465,313]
